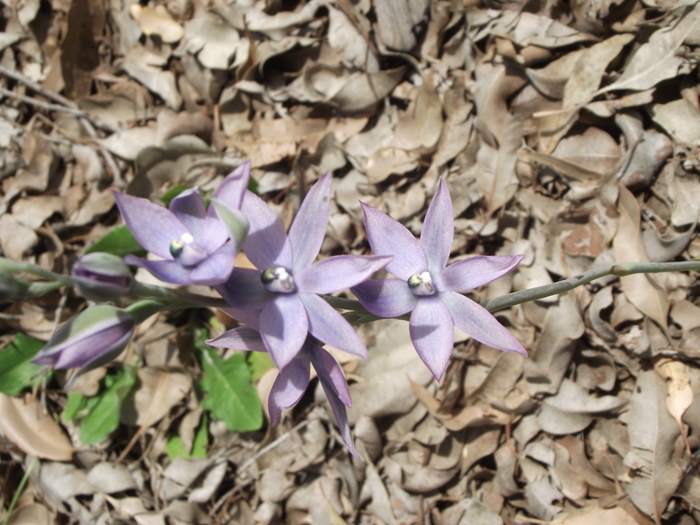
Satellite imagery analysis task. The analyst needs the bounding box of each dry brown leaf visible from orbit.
[348,319,432,422]
[623,370,685,521]
[0,214,38,259]
[373,0,428,52]
[655,359,693,436]
[100,126,159,161]
[127,368,192,427]
[470,10,596,49]
[613,185,669,330]
[536,34,633,152]
[392,81,443,151]
[301,65,406,113]
[121,46,182,110]
[6,501,54,525]
[553,127,621,176]
[525,294,584,395]
[130,4,183,43]
[597,5,700,94]
[183,9,245,71]
[551,506,639,525]
[0,394,73,461]
[651,98,700,145]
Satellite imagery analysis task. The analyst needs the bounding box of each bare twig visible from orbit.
[0,87,88,119]
[0,65,123,185]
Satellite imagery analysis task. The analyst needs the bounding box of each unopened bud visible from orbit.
[33,305,135,371]
[72,253,133,301]
[211,199,249,247]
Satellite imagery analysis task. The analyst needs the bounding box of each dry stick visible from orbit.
[0,87,88,119]
[0,65,123,186]
[210,419,311,517]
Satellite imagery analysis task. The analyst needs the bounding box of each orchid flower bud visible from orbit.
[72,253,133,301]
[33,305,135,371]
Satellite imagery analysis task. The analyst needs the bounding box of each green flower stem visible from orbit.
[337,259,700,323]
[0,256,226,309]
[484,259,700,312]
[130,282,227,309]
[126,299,171,323]
[3,256,699,318]
[0,257,72,286]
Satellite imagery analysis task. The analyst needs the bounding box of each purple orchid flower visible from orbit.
[217,173,391,369]
[352,178,527,381]
[113,163,251,286]
[209,327,357,456]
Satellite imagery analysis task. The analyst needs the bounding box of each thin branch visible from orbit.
[0,65,123,185]
[0,87,88,118]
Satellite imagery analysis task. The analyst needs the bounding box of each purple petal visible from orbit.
[217,267,268,311]
[241,191,292,269]
[298,255,392,295]
[170,189,228,252]
[441,291,527,355]
[268,352,311,426]
[421,178,453,271]
[361,203,426,280]
[114,192,188,259]
[189,242,236,285]
[221,308,261,331]
[352,279,417,318]
[299,292,367,359]
[311,347,357,456]
[409,298,454,381]
[442,255,523,293]
[54,323,132,369]
[259,294,308,369]
[309,344,351,406]
[208,326,266,351]
[289,173,331,272]
[212,162,250,211]
[124,256,192,285]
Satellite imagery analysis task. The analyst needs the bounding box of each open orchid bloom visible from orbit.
[352,178,526,381]
[114,163,251,286]
[209,328,357,456]
[217,174,391,369]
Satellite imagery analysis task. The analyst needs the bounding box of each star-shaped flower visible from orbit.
[114,163,251,286]
[352,178,526,381]
[209,328,357,455]
[217,173,391,369]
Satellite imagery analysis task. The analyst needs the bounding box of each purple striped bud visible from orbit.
[33,305,135,371]
[72,253,133,301]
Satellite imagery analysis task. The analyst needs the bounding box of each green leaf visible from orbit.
[61,392,86,423]
[79,367,136,445]
[191,414,209,458]
[165,435,190,459]
[196,329,262,432]
[249,352,274,382]
[160,184,189,206]
[0,334,44,395]
[85,226,144,257]
[165,414,208,460]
